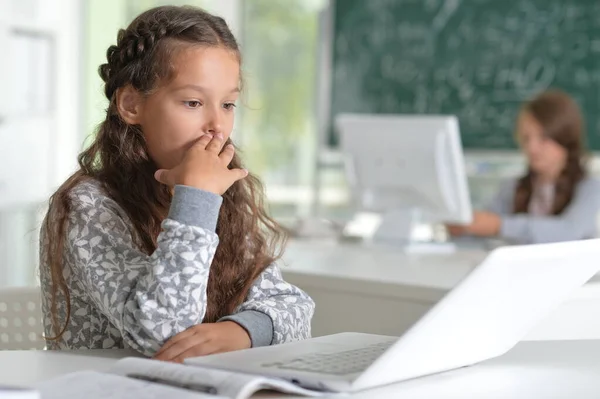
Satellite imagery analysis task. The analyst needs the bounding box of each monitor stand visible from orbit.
[371,208,457,254]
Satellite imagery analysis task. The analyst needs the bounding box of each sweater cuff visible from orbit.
[219,310,274,348]
[168,185,223,232]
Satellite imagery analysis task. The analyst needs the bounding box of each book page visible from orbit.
[110,357,329,399]
[234,378,332,399]
[35,371,222,399]
[0,385,40,399]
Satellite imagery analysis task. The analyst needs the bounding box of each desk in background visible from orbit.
[281,240,600,340]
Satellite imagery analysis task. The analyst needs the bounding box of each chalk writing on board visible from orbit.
[331,0,600,149]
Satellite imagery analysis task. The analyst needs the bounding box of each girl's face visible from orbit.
[516,111,567,180]
[135,46,240,170]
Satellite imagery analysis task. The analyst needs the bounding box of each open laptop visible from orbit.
[186,239,600,393]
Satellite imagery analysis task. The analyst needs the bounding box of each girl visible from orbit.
[449,90,600,244]
[39,5,315,362]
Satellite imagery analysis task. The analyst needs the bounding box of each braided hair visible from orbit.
[42,5,287,340]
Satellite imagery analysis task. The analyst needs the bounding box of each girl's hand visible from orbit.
[153,321,251,363]
[154,133,248,195]
[447,211,501,237]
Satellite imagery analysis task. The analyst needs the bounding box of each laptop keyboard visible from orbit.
[261,341,394,376]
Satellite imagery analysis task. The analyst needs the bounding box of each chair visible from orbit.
[0,286,45,350]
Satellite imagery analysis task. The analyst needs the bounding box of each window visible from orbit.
[239,0,325,218]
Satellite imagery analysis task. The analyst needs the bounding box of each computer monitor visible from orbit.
[336,114,473,250]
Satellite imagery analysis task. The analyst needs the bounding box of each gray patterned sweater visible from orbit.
[39,179,315,357]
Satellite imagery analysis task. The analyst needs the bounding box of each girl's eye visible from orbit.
[223,102,237,111]
[184,101,201,109]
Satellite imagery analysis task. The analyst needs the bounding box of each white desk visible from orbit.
[3,341,600,398]
[281,240,600,340]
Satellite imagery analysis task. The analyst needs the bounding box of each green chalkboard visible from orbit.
[330,0,600,149]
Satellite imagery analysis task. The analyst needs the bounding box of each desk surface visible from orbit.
[281,240,600,301]
[3,340,600,398]
[283,241,486,287]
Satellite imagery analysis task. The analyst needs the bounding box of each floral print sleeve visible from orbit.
[221,264,315,345]
[40,180,314,356]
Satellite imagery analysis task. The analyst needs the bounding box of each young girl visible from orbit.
[449,90,600,244]
[39,5,315,362]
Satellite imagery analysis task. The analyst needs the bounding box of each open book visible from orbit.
[35,357,331,399]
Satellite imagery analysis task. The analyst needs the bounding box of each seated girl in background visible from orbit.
[449,90,600,244]
[39,5,314,362]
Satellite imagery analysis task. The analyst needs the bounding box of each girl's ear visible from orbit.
[116,85,144,125]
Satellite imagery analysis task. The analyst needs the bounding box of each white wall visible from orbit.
[53,0,83,188]
[0,0,82,287]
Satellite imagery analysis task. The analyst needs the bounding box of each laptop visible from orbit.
[186,239,600,393]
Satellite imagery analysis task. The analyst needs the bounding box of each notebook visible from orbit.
[34,357,328,399]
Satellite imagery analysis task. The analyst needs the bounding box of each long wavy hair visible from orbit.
[513,90,588,215]
[42,5,287,340]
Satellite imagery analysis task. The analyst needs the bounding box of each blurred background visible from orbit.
[1,0,598,287]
